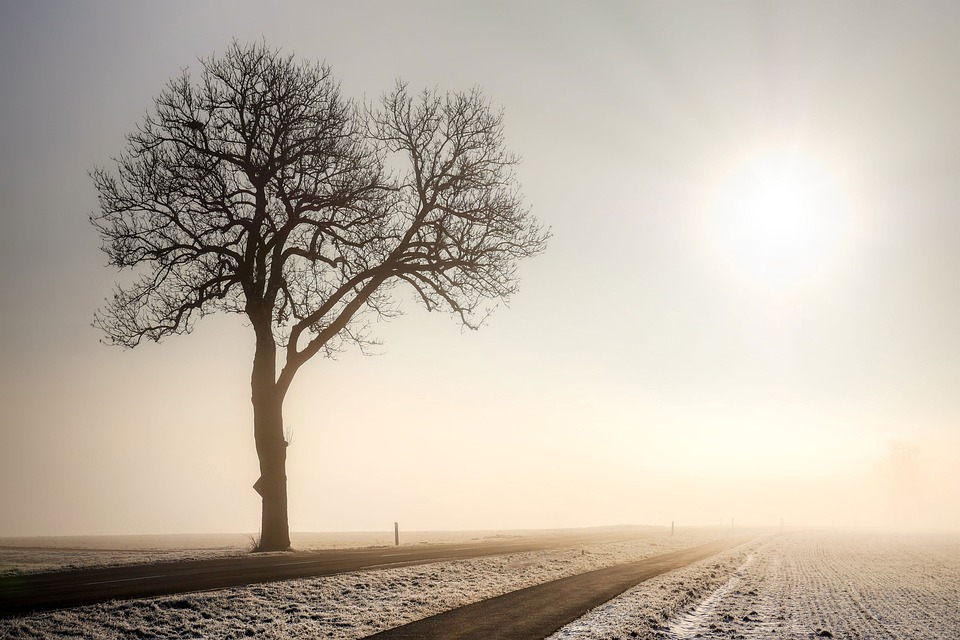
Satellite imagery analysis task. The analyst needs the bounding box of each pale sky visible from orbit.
[2,1,960,537]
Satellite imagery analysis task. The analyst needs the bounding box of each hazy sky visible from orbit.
[2,1,960,537]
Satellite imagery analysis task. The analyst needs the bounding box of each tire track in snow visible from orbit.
[664,552,757,639]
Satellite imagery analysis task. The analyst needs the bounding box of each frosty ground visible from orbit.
[2,529,958,639]
[549,531,960,640]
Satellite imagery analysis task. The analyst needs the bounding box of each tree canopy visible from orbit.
[93,42,546,374]
[91,41,548,549]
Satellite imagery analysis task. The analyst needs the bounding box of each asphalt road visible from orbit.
[0,530,658,618]
[364,537,754,640]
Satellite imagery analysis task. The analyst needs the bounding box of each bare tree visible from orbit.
[91,41,548,551]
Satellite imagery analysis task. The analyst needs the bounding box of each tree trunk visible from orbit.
[251,329,290,551]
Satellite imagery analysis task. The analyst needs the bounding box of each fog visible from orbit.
[2,1,960,537]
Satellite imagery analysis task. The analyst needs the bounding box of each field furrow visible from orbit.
[552,532,960,640]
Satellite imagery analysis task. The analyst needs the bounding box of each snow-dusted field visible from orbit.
[0,530,529,575]
[550,531,960,640]
[3,530,958,639]
[1,528,717,639]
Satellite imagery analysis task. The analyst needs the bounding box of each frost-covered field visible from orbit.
[0,530,523,575]
[1,529,719,639]
[6,530,955,640]
[550,531,960,640]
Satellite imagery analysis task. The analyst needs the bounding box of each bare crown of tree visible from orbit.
[92,42,547,369]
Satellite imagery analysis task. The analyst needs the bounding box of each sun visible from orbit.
[704,147,855,290]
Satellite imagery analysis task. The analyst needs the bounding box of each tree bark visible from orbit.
[251,325,290,551]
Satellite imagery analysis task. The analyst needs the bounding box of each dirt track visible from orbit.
[364,537,753,640]
[0,530,658,618]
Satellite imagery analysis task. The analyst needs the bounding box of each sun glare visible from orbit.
[705,147,855,290]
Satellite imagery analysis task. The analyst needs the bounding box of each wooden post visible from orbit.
[671,520,674,536]
[394,521,399,546]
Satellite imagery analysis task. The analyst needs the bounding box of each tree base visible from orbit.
[249,531,291,553]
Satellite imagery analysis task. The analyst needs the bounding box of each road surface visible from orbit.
[364,537,753,640]
[0,530,658,618]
